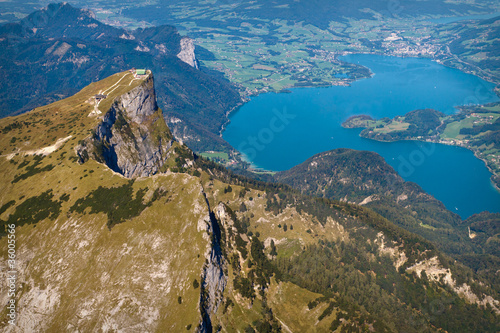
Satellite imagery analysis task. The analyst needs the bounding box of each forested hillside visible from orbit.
[273,148,500,301]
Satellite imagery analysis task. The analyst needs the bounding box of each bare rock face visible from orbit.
[197,201,227,332]
[115,74,158,123]
[177,37,198,69]
[76,74,175,178]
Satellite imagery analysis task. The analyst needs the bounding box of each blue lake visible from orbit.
[223,54,500,219]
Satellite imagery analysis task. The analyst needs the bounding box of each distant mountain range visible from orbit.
[0,3,242,153]
[119,0,497,29]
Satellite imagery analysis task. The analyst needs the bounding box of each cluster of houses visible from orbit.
[467,113,495,125]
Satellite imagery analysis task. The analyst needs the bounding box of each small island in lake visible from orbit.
[342,103,500,190]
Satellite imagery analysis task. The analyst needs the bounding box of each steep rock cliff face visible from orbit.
[76,74,176,178]
[197,200,227,332]
[177,37,199,69]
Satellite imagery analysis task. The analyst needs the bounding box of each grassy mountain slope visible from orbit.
[0,71,212,331]
[0,71,498,332]
[436,16,500,84]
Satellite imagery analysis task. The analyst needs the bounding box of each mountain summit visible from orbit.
[76,71,180,178]
[4,2,118,40]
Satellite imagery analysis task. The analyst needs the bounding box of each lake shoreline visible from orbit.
[223,54,500,218]
[348,132,500,194]
[221,51,500,162]
[341,103,500,194]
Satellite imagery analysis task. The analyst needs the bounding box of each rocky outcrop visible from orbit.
[407,256,500,314]
[198,200,227,332]
[177,37,198,69]
[76,74,175,178]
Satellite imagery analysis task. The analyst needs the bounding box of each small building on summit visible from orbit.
[135,69,147,76]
